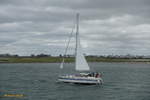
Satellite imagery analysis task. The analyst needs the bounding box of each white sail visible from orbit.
[60,59,64,69]
[75,38,90,71]
[75,13,90,71]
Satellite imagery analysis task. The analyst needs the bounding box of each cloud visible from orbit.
[0,0,150,56]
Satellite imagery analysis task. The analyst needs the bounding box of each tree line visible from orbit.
[0,53,150,59]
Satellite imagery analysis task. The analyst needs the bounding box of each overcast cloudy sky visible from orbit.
[0,0,150,56]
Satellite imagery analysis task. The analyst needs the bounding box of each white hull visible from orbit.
[58,75,103,85]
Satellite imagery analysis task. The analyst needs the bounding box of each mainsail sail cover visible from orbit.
[75,13,90,71]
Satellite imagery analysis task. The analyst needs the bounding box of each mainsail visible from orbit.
[75,13,90,71]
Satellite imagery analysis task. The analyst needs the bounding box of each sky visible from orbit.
[0,0,150,56]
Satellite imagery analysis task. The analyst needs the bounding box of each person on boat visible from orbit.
[91,72,95,77]
[88,73,92,77]
[95,73,99,78]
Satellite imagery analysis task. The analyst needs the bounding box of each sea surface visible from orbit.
[0,62,150,100]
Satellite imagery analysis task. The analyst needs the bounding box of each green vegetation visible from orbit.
[0,56,150,63]
[0,57,62,63]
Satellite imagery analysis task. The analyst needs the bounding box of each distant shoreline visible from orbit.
[0,57,150,63]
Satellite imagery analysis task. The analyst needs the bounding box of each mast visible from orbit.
[75,13,79,68]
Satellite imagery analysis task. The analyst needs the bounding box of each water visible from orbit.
[0,63,150,100]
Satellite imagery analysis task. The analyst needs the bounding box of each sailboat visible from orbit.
[58,13,103,85]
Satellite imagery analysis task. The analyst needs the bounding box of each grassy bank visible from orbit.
[0,57,150,63]
[0,57,74,63]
